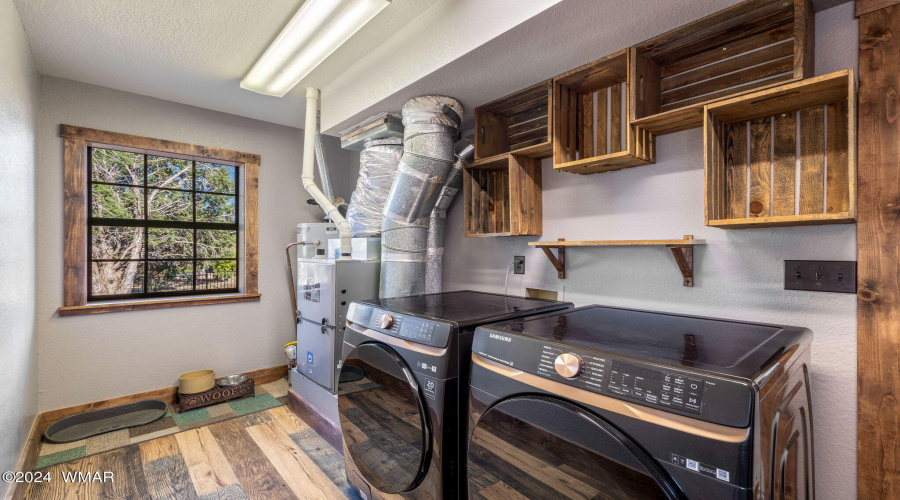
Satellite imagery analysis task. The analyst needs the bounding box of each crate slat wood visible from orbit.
[552,49,656,175]
[704,70,856,229]
[464,153,542,237]
[630,0,814,136]
[474,80,553,160]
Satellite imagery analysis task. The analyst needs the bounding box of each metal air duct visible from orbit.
[380,96,463,298]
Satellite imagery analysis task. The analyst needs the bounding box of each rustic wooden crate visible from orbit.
[474,80,553,160]
[552,49,656,175]
[704,70,856,229]
[463,153,542,237]
[178,378,255,411]
[631,0,814,136]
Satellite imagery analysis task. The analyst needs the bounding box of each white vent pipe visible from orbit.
[303,88,351,259]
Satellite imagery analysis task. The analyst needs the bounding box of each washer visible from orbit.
[467,305,814,500]
[339,291,573,500]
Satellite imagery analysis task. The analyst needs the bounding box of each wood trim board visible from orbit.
[3,415,43,500]
[58,293,261,316]
[39,365,288,433]
[286,389,343,453]
[856,4,900,499]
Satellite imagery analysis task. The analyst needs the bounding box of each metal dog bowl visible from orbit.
[217,374,251,387]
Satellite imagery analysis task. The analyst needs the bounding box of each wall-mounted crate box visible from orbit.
[630,0,814,136]
[463,153,542,237]
[705,70,856,229]
[474,80,553,160]
[552,49,656,175]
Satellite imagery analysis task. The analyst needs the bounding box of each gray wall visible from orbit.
[0,0,40,493]
[443,4,857,499]
[35,76,359,412]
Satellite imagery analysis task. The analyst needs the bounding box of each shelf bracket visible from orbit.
[539,238,566,279]
[667,236,695,287]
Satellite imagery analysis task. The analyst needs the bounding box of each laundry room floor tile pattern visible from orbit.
[26,405,360,500]
[34,377,291,470]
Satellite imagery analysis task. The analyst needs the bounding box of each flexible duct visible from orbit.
[425,139,474,294]
[346,138,403,237]
[380,96,463,298]
[314,131,335,205]
[303,88,351,259]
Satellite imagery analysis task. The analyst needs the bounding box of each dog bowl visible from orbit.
[217,374,251,387]
[179,369,216,394]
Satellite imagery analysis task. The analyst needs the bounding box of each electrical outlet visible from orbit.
[513,256,525,274]
[784,260,856,293]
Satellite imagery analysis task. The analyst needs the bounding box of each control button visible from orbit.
[672,396,684,406]
[660,393,671,403]
[688,380,701,391]
[673,386,684,395]
[662,383,672,392]
[554,353,584,379]
[645,394,658,404]
[674,376,685,386]
[379,314,394,329]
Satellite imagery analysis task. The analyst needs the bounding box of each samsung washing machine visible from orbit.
[467,305,814,500]
[338,291,572,500]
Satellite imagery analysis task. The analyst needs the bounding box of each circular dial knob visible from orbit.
[379,314,394,329]
[554,353,584,379]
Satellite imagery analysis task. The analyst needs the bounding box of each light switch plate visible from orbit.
[784,260,856,293]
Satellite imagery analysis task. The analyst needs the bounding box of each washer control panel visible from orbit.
[473,327,754,428]
[347,303,453,349]
[607,361,704,413]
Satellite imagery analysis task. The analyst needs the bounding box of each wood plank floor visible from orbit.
[26,406,358,500]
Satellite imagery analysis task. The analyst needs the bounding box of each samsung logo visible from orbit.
[490,333,512,342]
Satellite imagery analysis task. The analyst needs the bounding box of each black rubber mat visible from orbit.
[44,400,168,443]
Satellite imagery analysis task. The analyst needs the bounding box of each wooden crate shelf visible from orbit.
[630,0,814,136]
[530,236,705,286]
[552,49,656,175]
[705,70,856,229]
[464,153,542,237]
[475,80,553,160]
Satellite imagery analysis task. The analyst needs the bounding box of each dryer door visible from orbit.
[467,395,685,499]
[338,342,431,494]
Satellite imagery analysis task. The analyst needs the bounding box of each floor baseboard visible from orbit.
[287,389,343,454]
[40,365,288,432]
[4,413,42,500]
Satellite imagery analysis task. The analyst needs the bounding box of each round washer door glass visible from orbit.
[468,396,683,499]
[338,342,431,494]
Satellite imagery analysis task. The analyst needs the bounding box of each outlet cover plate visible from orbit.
[784,260,856,293]
[514,256,525,274]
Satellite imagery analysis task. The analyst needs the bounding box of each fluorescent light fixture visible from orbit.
[242,0,390,97]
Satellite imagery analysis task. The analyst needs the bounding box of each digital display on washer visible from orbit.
[607,361,704,413]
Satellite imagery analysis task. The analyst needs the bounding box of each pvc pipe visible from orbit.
[302,88,352,259]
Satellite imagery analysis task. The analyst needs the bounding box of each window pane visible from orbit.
[196,162,236,194]
[91,148,143,185]
[148,228,193,259]
[149,189,192,221]
[148,156,192,190]
[91,184,144,219]
[196,193,235,223]
[91,226,144,260]
[148,261,194,293]
[197,260,237,290]
[91,261,144,296]
[197,229,237,258]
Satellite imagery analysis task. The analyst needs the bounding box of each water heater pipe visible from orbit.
[303,88,351,258]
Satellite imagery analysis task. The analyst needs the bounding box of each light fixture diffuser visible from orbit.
[242,0,390,97]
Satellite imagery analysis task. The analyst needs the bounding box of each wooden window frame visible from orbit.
[58,125,260,316]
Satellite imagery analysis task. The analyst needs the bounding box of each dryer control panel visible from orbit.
[346,302,453,349]
[475,329,754,428]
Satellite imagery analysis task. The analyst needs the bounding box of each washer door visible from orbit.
[467,396,684,499]
[338,342,431,494]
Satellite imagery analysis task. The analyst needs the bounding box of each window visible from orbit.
[60,125,260,315]
[89,149,239,299]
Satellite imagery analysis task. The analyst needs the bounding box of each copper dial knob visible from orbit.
[379,314,394,329]
[554,353,583,379]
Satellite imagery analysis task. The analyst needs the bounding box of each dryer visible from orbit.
[338,291,572,500]
[467,305,814,499]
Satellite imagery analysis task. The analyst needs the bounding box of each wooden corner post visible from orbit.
[856,2,900,499]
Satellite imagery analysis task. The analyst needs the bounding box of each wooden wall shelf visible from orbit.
[705,70,856,229]
[464,153,542,237]
[475,80,553,160]
[630,0,814,136]
[529,236,705,286]
[552,49,656,175]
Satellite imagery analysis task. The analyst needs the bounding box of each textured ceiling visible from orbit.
[12,0,441,128]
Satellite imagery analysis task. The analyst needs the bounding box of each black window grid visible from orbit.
[87,147,240,300]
